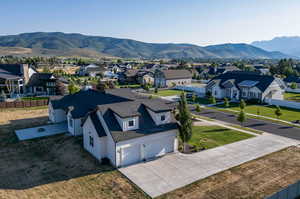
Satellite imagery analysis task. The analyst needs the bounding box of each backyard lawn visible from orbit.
[218,103,300,122]
[188,125,254,150]
[284,92,300,102]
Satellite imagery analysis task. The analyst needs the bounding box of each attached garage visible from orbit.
[120,144,141,167]
[144,137,174,160]
[115,130,178,168]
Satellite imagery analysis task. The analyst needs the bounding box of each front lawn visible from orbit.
[284,92,300,102]
[188,125,254,150]
[220,103,300,122]
[155,89,184,96]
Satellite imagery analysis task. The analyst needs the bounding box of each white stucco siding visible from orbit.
[241,87,262,99]
[67,112,83,136]
[211,85,224,99]
[114,114,139,131]
[97,111,117,166]
[48,102,67,123]
[28,67,37,79]
[115,130,178,167]
[262,80,284,100]
[147,109,171,125]
[83,117,107,161]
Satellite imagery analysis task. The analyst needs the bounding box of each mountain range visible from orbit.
[252,36,300,58]
[0,32,293,59]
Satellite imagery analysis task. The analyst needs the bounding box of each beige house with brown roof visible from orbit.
[154,69,192,88]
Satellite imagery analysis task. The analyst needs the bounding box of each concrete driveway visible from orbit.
[15,122,67,140]
[119,134,299,198]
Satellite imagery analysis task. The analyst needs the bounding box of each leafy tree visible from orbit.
[209,96,216,104]
[68,83,80,94]
[144,84,150,91]
[237,110,246,126]
[55,81,66,96]
[42,66,51,73]
[96,81,109,92]
[148,95,153,99]
[291,82,298,89]
[240,99,246,110]
[275,106,283,119]
[192,93,197,103]
[195,104,201,113]
[177,92,193,153]
[224,98,229,107]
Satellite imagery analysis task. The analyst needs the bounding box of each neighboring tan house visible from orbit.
[48,88,178,167]
[206,71,284,101]
[154,70,192,88]
[136,71,154,85]
[27,73,68,96]
[0,64,36,97]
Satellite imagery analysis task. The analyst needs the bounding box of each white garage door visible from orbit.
[121,145,141,167]
[145,137,174,160]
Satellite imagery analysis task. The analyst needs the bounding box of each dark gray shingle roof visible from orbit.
[50,89,133,118]
[101,104,177,142]
[90,111,107,137]
[210,71,275,92]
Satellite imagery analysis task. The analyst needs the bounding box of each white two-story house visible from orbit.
[48,88,178,167]
[206,71,284,101]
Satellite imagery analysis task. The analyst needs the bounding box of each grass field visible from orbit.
[188,125,254,150]
[218,103,300,122]
[284,92,300,102]
[155,89,184,96]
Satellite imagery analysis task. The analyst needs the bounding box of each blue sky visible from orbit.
[1,0,300,45]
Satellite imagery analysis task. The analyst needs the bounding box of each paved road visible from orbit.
[120,134,299,198]
[192,107,300,140]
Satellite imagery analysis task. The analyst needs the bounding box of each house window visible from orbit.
[68,117,73,128]
[128,120,134,127]
[89,136,94,147]
[161,115,166,121]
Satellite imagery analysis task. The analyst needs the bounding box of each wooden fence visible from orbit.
[0,99,49,109]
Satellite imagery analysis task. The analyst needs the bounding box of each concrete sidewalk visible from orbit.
[119,134,299,198]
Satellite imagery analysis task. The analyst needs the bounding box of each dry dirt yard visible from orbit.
[0,107,146,199]
[160,146,300,199]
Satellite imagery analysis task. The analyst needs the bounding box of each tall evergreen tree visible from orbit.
[177,92,193,153]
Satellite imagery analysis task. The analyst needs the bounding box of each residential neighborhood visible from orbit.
[2,1,300,199]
